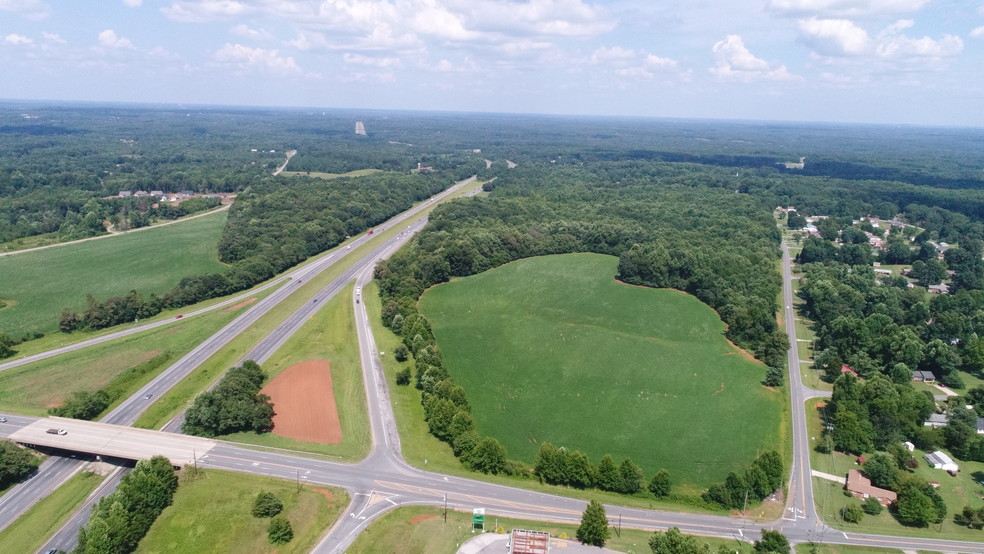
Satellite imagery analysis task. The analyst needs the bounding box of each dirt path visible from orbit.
[0,204,230,258]
[272,149,297,176]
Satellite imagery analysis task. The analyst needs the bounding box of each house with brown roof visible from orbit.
[846,469,896,506]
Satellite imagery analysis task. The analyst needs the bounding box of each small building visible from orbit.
[118,190,132,198]
[928,283,950,294]
[841,365,859,378]
[874,268,893,276]
[133,190,149,197]
[924,413,949,428]
[904,441,915,451]
[846,469,897,506]
[912,370,936,383]
[924,451,959,472]
[977,418,984,435]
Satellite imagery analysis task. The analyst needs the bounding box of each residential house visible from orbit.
[928,283,950,294]
[924,413,949,428]
[911,371,936,383]
[846,470,897,506]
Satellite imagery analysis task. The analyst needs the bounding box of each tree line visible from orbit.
[0,440,40,489]
[74,456,178,553]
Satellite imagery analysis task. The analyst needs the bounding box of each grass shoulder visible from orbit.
[136,468,348,554]
[0,470,104,553]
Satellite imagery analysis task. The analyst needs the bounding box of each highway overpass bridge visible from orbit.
[8,417,216,466]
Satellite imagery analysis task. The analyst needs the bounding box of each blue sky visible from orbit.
[1,0,982,126]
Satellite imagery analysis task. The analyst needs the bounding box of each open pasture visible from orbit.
[419,253,785,490]
[0,211,228,337]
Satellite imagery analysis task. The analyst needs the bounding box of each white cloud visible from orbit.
[0,0,49,19]
[590,46,635,64]
[797,17,871,55]
[162,0,251,22]
[645,54,678,69]
[98,29,134,49]
[970,26,984,38]
[709,35,799,82]
[4,33,33,46]
[122,0,142,6]
[797,18,963,62]
[213,43,301,74]
[768,0,932,17]
[343,52,401,67]
[42,31,64,43]
[229,23,270,40]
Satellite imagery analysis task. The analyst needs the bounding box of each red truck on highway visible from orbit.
[367,229,374,235]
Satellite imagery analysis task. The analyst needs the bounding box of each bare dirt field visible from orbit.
[261,359,342,444]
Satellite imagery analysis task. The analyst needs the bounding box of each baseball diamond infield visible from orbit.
[261,359,342,444]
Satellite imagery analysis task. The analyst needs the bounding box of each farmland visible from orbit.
[419,253,785,491]
[0,211,228,338]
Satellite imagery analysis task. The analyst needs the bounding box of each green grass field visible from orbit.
[0,296,261,416]
[0,471,104,553]
[346,504,754,554]
[0,210,228,337]
[280,168,382,179]
[136,468,348,554]
[418,253,786,491]
[220,283,371,459]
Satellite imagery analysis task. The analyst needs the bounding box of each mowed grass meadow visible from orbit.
[0,211,228,337]
[419,253,785,491]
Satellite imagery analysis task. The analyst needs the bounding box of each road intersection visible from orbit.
[2,189,983,553]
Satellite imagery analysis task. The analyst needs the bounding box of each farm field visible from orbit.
[279,168,382,179]
[136,468,347,554]
[346,504,755,554]
[0,210,228,337]
[419,253,786,491]
[0,298,255,416]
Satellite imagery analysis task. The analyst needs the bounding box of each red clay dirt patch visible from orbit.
[312,488,335,506]
[410,515,438,524]
[260,359,342,444]
[226,297,257,311]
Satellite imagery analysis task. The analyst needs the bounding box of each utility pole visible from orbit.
[296,469,301,493]
[444,493,448,523]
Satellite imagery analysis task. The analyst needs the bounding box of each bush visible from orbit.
[252,491,283,518]
[394,344,409,362]
[841,503,864,523]
[395,367,412,386]
[267,517,293,545]
[862,497,883,516]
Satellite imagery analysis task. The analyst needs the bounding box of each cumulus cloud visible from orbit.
[709,35,798,82]
[768,0,932,17]
[42,31,64,43]
[162,0,251,22]
[213,43,300,74]
[645,54,678,69]
[229,23,270,40]
[98,29,134,49]
[797,18,963,62]
[971,26,984,38]
[590,45,635,64]
[122,0,142,6]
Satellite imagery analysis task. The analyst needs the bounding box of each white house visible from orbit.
[924,451,959,473]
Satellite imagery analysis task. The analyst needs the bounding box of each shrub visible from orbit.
[252,491,283,518]
[395,367,412,386]
[841,503,864,523]
[267,517,293,544]
[862,497,883,516]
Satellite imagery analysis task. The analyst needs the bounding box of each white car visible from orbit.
[57,429,68,435]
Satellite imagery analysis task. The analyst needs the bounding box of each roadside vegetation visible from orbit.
[136,468,347,554]
[0,470,104,553]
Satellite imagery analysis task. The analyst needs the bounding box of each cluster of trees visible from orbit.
[251,491,293,545]
[701,451,784,510]
[843,452,946,527]
[931,397,984,462]
[648,527,790,554]
[74,456,178,554]
[799,258,984,389]
[0,331,14,359]
[58,170,466,334]
[0,440,40,489]
[533,442,667,496]
[49,390,110,420]
[182,361,274,438]
[823,373,933,454]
